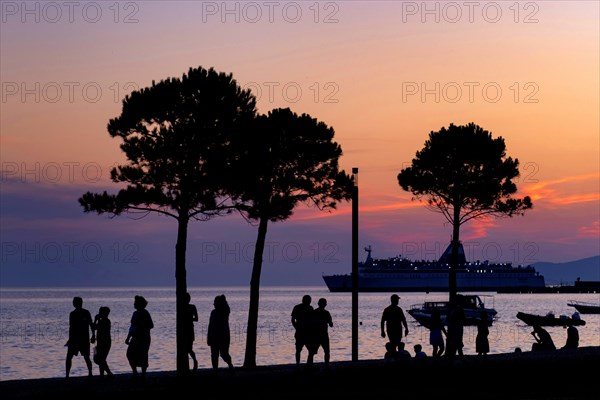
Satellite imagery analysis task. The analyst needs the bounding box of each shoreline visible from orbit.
[2,346,599,399]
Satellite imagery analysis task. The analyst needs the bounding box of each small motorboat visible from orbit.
[567,300,600,314]
[516,311,586,327]
[408,294,497,327]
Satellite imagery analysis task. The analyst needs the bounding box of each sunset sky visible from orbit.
[1,1,598,287]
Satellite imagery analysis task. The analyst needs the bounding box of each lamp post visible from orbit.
[352,167,358,361]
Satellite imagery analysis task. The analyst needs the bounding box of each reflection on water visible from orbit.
[1,287,599,381]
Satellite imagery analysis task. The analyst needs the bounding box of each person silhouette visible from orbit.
[207,294,234,371]
[307,298,333,369]
[184,292,199,371]
[65,296,95,378]
[383,341,399,362]
[93,306,113,377]
[476,310,490,356]
[531,325,556,351]
[428,308,447,357]
[125,295,154,378]
[413,344,427,358]
[380,294,409,352]
[291,294,314,366]
[562,325,579,349]
[445,303,465,359]
[397,341,412,358]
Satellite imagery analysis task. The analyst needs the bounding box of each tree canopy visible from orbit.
[397,122,532,302]
[79,66,256,375]
[230,107,354,367]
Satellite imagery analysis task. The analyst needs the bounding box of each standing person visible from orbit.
[429,309,447,357]
[291,294,314,366]
[207,294,234,371]
[93,306,113,377]
[184,292,199,371]
[65,296,95,378]
[562,325,579,349]
[476,310,490,356]
[307,298,333,369]
[445,303,465,359]
[531,324,556,351]
[380,294,409,352]
[125,295,154,378]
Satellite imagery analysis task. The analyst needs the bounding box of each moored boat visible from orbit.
[516,311,586,327]
[567,300,600,314]
[407,294,497,327]
[322,242,546,293]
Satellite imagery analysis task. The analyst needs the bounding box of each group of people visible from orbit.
[66,292,582,378]
[65,295,155,379]
[384,342,427,361]
[378,294,578,361]
[531,324,579,351]
[65,292,233,379]
[291,295,334,369]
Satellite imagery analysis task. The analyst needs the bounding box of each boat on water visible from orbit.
[567,300,600,314]
[322,242,546,292]
[407,294,497,327]
[516,311,586,327]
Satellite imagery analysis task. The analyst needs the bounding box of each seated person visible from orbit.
[397,342,412,358]
[562,325,579,349]
[384,341,399,362]
[413,344,427,358]
[531,325,556,351]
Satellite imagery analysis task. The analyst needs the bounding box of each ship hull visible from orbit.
[322,271,546,293]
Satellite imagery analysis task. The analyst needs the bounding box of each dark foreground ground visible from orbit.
[2,347,599,400]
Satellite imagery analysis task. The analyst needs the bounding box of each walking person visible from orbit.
[476,310,490,356]
[93,306,113,377]
[65,296,95,378]
[429,308,447,357]
[207,294,234,371]
[445,303,465,359]
[291,294,314,366]
[307,298,333,370]
[380,294,409,352]
[125,295,154,378]
[184,292,199,371]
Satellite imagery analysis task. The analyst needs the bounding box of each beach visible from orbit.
[2,346,599,399]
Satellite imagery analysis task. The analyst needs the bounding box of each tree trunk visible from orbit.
[449,206,461,305]
[243,215,268,369]
[175,214,189,376]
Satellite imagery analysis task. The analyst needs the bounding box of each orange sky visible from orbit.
[1,1,598,285]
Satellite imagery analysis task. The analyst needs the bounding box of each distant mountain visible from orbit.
[532,256,600,286]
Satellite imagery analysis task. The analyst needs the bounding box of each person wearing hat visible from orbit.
[380,294,409,353]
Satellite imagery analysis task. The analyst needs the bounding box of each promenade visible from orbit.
[2,346,599,399]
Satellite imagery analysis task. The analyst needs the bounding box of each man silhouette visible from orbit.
[291,294,313,366]
[65,296,95,378]
[380,294,409,352]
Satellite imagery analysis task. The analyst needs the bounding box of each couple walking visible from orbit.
[291,295,334,369]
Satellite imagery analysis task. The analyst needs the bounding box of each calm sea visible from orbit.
[1,286,599,381]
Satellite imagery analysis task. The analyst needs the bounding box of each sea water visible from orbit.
[1,286,599,381]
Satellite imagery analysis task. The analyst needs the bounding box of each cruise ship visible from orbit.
[322,242,546,292]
